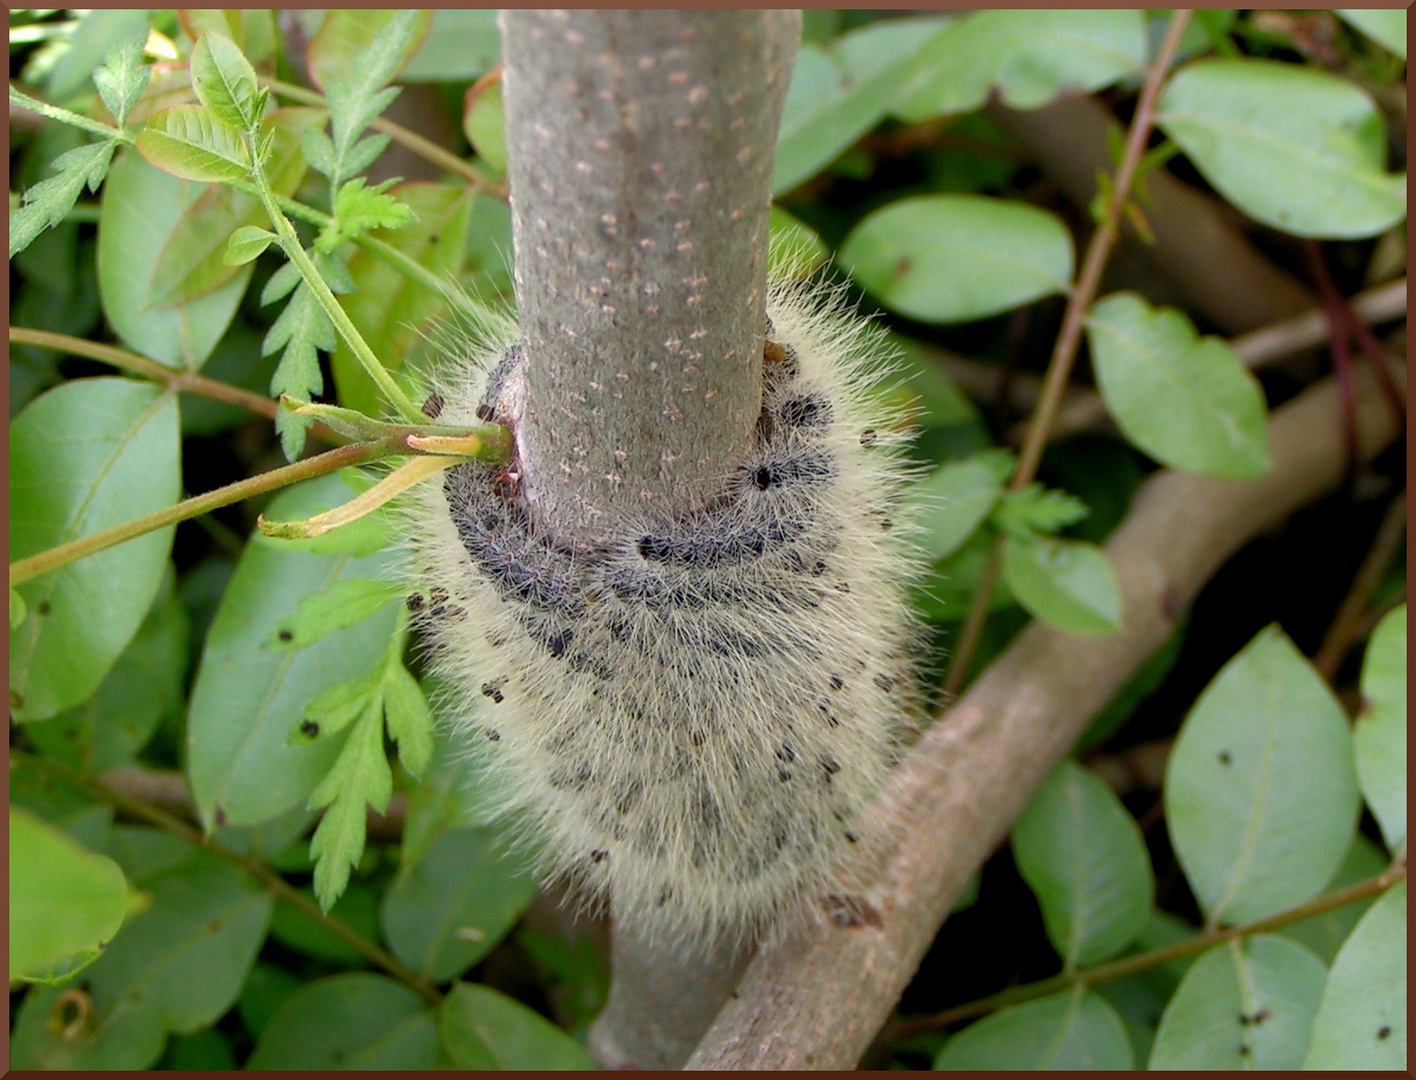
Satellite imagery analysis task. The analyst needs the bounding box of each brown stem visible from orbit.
[892,859,1407,1039]
[941,11,1192,695]
[13,750,440,1006]
[10,439,399,586]
[1313,488,1408,682]
[687,351,1405,1069]
[10,327,285,424]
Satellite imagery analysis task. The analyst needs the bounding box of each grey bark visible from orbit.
[499,10,801,1069]
[687,354,1406,1068]
[500,10,800,544]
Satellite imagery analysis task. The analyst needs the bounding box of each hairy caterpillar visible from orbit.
[404,277,923,950]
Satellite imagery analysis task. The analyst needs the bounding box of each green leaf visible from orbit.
[268,577,404,652]
[1002,535,1122,635]
[308,698,393,909]
[93,40,151,130]
[9,807,132,983]
[189,31,262,131]
[43,7,151,102]
[401,722,504,877]
[462,78,506,175]
[383,661,435,779]
[146,107,325,309]
[10,379,180,721]
[1086,292,1272,478]
[1303,882,1406,1068]
[330,183,475,416]
[135,105,251,183]
[299,666,384,743]
[913,527,1018,624]
[265,280,336,460]
[10,140,116,258]
[841,195,1073,323]
[319,176,418,253]
[1280,833,1387,964]
[27,576,189,774]
[267,880,382,964]
[10,588,27,630]
[934,987,1133,1069]
[186,472,401,829]
[909,458,1003,562]
[1156,58,1406,240]
[1149,935,1326,1069]
[247,973,437,1070]
[1355,603,1405,849]
[307,9,432,92]
[381,827,538,984]
[224,224,275,265]
[1164,625,1360,925]
[237,961,304,1039]
[10,758,115,853]
[992,483,1089,540]
[439,981,595,1070]
[897,10,1147,122]
[1338,9,1406,60]
[96,149,249,369]
[1011,760,1153,970]
[400,10,501,81]
[774,16,955,194]
[10,840,272,1070]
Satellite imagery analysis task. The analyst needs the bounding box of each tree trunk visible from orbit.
[499,9,801,1068]
[501,9,800,544]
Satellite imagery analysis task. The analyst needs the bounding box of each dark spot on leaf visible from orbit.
[37,601,50,616]
[422,392,444,418]
[214,806,227,827]
[277,628,293,642]
[1378,1025,1392,1040]
[1218,750,1232,765]
[300,720,320,738]
[892,256,912,278]
[207,918,223,932]
[1252,1008,1270,1025]
[1238,1044,1250,1057]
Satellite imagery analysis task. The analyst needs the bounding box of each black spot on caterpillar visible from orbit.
[405,278,924,949]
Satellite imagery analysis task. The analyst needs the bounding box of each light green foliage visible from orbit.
[27,575,189,774]
[401,10,501,81]
[188,31,263,131]
[1086,292,1272,478]
[247,973,438,1069]
[10,379,180,721]
[1279,834,1387,964]
[935,987,1133,1069]
[439,982,596,1070]
[842,194,1074,323]
[1002,535,1122,636]
[186,473,401,830]
[10,138,115,258]
[11,833,272,1069]
[775,15,955,193]
[1165,626,1360,925]
[1304,883,1406,1068]
[1355,604,1405,849]
[898,9,1146,121]
[10,807,133,983]
[1012,760,1153,969]
[135,105,251,184]
[1149,935,1326,1069]
[910,458,1003,562]
[1157,58,1406,239]
[317,177,418,253]
[1338,9,1406,59]
[381,827,539,983]
[267,578,406,651]
[463,79,506,174]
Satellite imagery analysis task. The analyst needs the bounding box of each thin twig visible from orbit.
[1313,488,1408,682]
[890,858,1407,1039]
[943,10,1193,697]
[263,77,505,198]
[9,438,400,586]
[13,750,441,1006]
[10,326,283,422]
